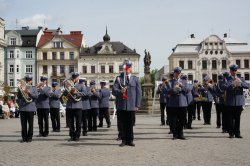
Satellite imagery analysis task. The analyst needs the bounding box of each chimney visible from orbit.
[22,26,29,30]
[190,34,195,38]
[70,31,82,35]
[224,33,227,38]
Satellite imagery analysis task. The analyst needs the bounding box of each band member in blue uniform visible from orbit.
[17,75,38,143]
[193,80,201,120]
[213,74,226,130]
[63,72,84,141]
[79,78,91,136]
[49,82,62,132]
[88,80,100,132]
[200,75,214,125]
[36,76,51,137]
[156,77,168,126]
[112,60,142,146]
[222,64,249,138]
[167,67,188,140]
[98,80,111,128]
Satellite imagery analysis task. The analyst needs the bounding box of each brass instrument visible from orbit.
[17,79,33,103]
[193,82,207,102]
[173,77,183,95]
[232,75,242,89]
[63,79,81,102]
[91,85,96,94]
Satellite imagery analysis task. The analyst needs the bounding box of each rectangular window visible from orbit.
[52,65,57,75]
[188,74,193,81]
[10,38,16,45]
[26,51,32,58]
[16,65,19,73]
[43,52,47,60]
[52,52,57,60]
[179,60,184,69]
[60,52,64,60]
[54,42,63,48]
[244,59,249,68]
[236,59,241,68]
[101,65,105,73]
[222,60,227,69]
[245,73,249,81]
[43,65,48,74]
[119,65,123,72]
[9,51,14,58]
[91,66,95,74]
[69,52,74,60]
[9,79,14,87]
[188,61,192,69]
[109,80,114,89]
[9,65,14,73]
[212,60,217,69]
[60,65,65,74]
[212,74,218,83]
[109,65,114,73]
[26,65,33,73]
[202,60,207,69]
[82,66,87,73]
[69,65,74,73]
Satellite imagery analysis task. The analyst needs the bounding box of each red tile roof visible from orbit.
[37,31,83,48]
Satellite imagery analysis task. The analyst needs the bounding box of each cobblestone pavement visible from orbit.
[1,106,250,166]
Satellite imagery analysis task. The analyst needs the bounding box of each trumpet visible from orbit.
[91,86,96,94]
[17,79,33,103]
[63,79,81,102]
[232,76,242,89]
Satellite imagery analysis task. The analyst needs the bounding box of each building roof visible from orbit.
[81,41,138,55]
[37,30,83,48]
[5,28,41,36]
[226,44,250,53]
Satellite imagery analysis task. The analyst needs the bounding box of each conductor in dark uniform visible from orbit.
[222,64,249,138]
[112,60,142,147]
[17,75,38,143]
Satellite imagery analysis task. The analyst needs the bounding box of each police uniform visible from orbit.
[167,67,188,140]
[36,76,51,137]
[49,82,62,132]
[63,72,84,141]
[79,79,91,136]
[222,64,249,138]
[98,81,111,128]
[88,80,100,131]
[17,75,38,142]
[112,61,142,146]
[156,77,168,125]
[200,75,214,125]
[192,80,201,120]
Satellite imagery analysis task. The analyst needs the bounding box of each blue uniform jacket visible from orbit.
[63,83,84,109]
[36,86,51,109]
[99,87,110,108]
[156,83,168,104]
[167,78,188,107]
[112,74,142,111]
[221,76,249,106]
[17,86,38,112]
[186,83,194,105]
[81,86,91,110]
[49,89,62,108]
[89,85,100,109]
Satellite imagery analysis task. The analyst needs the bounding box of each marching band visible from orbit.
[16,62,249,144]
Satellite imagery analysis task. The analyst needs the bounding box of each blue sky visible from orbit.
[1,0,250,75]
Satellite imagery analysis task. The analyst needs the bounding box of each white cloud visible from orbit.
[0,0,8,11]
[18,14,52,28]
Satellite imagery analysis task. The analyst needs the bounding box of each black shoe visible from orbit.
[192,117,196,120]
[75,138,80,142]
[178,136,186,140]
[203,123,207,125]
[26,139,32,143]
[116,137,121,141]
[82,132,88,136]
[37,134,43,137]
[55,129,60,132]
[93,128,97,131]
[119,141,126,147]
[97,124,103,127]
[229,135,234,138]
[235,135,243,139]
[127,142,135,146]
[68,137,74,142]
[172,137,177,140]
[43,134,48,137]
[20,139,26,143]
[198,117,201,120]
[168,131,173,134]
[107,124,111,128]
[187,126,192,129]
[160,123,165,126]
[216,126,220,128]
[52,129,56,132]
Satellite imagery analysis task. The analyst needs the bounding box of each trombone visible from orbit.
[63,79,81,102]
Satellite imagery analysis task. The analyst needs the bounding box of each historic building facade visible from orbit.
[0,18,6,85]
[37,29,85,86]
[4,26,43,91]
[168,34,250,82]
[79,29,140,89]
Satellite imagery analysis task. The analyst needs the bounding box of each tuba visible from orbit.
[17,79,33,103]
[63,79,81,102]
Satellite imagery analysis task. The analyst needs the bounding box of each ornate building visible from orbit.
[79,29,140,89]
[37,28,85,86]
[4,26,43,91]
[0,18,6,85]
[168,34,250,82]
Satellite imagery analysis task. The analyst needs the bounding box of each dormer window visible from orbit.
[10,37,16,45]
[53,41,63,48]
